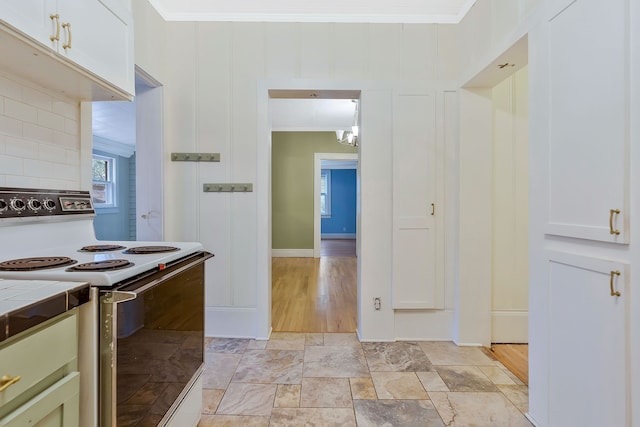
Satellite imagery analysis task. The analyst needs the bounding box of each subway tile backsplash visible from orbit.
[0,72,80,189]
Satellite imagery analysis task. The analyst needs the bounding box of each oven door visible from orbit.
[99,251,213,427]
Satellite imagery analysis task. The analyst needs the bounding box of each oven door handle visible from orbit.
[117,254,211,296]
[105,290,137,304]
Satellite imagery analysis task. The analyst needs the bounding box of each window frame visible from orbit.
[92,154,117,209]
[320,169,331,218]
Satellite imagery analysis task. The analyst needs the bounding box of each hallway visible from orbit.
[272,239,357,333]
[198,333,531,426]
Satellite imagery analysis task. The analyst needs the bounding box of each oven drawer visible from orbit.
[0,312,78,413]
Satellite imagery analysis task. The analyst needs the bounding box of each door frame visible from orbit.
[134,66,164,241]
[314,153,359,257]
[256,82,363,339]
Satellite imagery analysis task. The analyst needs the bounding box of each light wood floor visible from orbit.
[490,344,529,385]
[272,240,529,385]
[272,240,357,333]
[320,238,356,257]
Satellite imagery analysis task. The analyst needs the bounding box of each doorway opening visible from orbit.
[461,36,529,383]
[269,89,361,333]
[91,67,164,241]
[315,155,358,257]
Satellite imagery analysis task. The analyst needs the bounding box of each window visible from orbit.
[321,169,331,218]
[92,154,116,208]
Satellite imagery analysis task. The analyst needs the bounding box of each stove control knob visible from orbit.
[0,200,7,213]
[42,198,56,211]
[9,198,26,212]
[27,198,42,212]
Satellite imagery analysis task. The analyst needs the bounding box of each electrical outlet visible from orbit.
[373,297,381,310]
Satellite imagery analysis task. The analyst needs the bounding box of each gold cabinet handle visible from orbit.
[609,270,621,297]
[431,203,435,216]
[49,14,60,42]
[609,209,621,235]
[62,22,72,50]
[0,375,21,392]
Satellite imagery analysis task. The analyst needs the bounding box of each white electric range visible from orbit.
[0,187,213,427]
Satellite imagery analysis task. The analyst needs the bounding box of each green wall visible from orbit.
[272,132,357,250]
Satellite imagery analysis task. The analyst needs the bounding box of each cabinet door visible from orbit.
[392,93,440,309]
[546,251,629,426]
[0,372,80,427]
[57,0,134,95]
[546,0,628,243]
[0,0,57,49]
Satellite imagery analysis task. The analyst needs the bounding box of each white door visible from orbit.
[547,251,628,427]
[392,92,440,309]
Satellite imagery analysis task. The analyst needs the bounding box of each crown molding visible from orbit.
[146,0,477,24]
[157,12,462,24]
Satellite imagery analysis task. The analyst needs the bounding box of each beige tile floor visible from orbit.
[198,333,532,426]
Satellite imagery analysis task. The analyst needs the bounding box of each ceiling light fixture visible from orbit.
[336,100,359,147]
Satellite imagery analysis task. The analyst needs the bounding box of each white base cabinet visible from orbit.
[0,313,80,427]
[546,251,629,427]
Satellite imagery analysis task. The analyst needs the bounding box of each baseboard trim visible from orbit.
[525,412,539,426]
[491,310,528,343]
[271,249,314,257]
[205,306,257,338]
[321,233,356,239]
[394,310,454,341]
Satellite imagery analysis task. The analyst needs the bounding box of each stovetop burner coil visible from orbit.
[66,259,134,272]
[79,244,127,252]
[123,246,180,254]
[0,256,77,271]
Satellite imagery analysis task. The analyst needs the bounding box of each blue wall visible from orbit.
[321,169,356,235]
[93,149,135,241]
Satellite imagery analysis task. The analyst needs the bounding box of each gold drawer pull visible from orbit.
[609,209,621,235]
[609,270,621,297]
[62,22,72,50]
[49,14,60,42]
[0,375,21,392]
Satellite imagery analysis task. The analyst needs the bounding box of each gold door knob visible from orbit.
[0,375,21,392]
[609,270,621,297]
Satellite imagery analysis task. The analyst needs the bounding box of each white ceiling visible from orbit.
[147,0,476,24]
[270,99,358,132]
[92,100,136,146]
[92,95,359,147]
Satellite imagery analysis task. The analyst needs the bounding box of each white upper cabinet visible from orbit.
[545,0,628,243]
[0,0,134,99]
[57,0,134,96]
[0,0,56,47]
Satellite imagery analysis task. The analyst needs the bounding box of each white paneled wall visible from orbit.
[458,0,541,83]
[0,72,80,189]
[133,7,462,339]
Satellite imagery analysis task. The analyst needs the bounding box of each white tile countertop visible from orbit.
[0,279,90,343]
